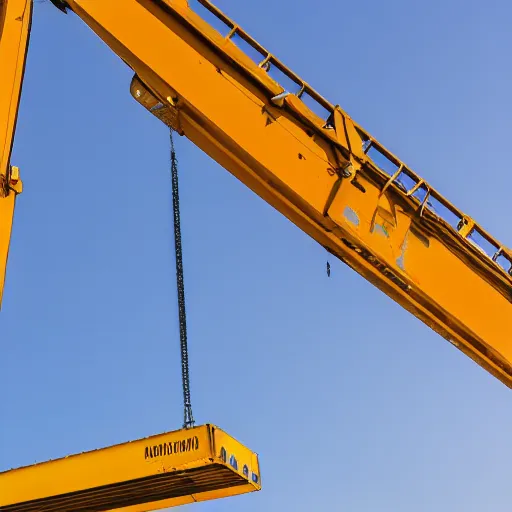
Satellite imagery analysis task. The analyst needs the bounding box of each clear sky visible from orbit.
[2,0,512,510]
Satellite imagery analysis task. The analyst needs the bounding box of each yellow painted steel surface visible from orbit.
[0,0,30,306]
[0,180,18,307]
[0,424,261,511]
[50,0,512,386]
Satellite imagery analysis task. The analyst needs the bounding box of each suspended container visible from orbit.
[0,424,261,511]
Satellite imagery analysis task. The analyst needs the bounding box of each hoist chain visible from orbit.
[170,129,195,429]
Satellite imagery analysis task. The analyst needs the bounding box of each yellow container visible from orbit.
[0,424,261,511]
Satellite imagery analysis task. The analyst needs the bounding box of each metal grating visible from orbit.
[0,464,247,512]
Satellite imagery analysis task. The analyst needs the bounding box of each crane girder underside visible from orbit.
[130,72,511,387]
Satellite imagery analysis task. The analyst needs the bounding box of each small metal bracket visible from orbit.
[49,0,69,13]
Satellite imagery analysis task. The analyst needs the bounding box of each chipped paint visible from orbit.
[396,232,409,271]
[341,237,410,292]
[373,223,389,238]
[343,206,359,226]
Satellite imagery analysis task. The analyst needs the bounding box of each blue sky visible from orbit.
[2,0,512,510]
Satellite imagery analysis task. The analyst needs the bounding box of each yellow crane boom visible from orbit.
[44,0,512,386]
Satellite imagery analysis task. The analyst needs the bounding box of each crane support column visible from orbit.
[0,0,30,305]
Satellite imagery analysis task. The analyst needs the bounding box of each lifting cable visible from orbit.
[169,129,195,429]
